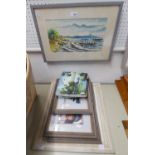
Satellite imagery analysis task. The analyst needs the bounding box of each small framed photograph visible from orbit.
[44,114,97,139]
[49,114,90,132]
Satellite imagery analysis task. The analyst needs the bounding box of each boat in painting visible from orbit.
[47,18,107,52]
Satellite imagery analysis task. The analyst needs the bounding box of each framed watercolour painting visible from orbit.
[52,78,94,114]
[31,2,123,62]
[55,72,88,98]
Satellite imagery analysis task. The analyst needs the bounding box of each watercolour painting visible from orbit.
[47,18,107,53]
[56,72,88,97]
[31,3,122,61]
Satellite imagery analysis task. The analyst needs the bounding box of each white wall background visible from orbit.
[26,0,128,83]
[28,52,123,83]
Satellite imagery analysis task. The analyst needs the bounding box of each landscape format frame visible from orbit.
[56,72,88,98]
[45,112,101,144]
[53,98,90,114]
[31,2,123,62]
[44,114,97,139]
[52,79,93,114]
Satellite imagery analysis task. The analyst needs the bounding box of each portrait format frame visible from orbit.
[43,80,100,140]
[52,79,93,114]
[31,2,123,62]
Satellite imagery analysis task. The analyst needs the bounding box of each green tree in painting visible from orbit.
[48,29,65,52]
[60,81,75,94]
[48,29,59,40]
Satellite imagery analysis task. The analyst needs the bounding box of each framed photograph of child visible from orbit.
[45,113,101,144]
[44,114,98,139]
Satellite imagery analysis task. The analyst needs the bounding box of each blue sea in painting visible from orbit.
[64,34,103,51]
[47,18,108,52]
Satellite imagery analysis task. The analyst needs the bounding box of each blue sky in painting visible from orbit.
[46,18,108,37]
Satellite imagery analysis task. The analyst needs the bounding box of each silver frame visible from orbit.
[30,2,123,62]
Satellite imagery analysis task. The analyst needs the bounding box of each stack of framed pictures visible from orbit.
[43,72,101,144]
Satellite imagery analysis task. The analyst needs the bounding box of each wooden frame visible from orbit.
[52,80,93,114]
[30,2,123,62]
[43,80,100,140]
[46,109,101,144]
[44,114,96,139]
[45,90,101,143]
[45,137,101,144]
[32,81,114,153]
[46,94,101,146]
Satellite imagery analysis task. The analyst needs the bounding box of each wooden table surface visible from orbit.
[27,83,128,155]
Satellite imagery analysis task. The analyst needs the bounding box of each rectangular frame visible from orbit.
[56,72,88,98]
[52,79,93,114]
[45,136,101,144]
[32,81,114,153]
[45,108,101,144]
[31,2,123,62]
[43,80,100,140]
[44,114,96,139]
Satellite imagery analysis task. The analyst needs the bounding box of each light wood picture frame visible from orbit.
[31,2,123,62]
[43,80,101,141]
[45,136,101,144]
[32,81,114,153]
[52,80,93,114]
[44,114,98,139]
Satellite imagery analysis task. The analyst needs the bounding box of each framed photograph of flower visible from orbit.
[31,2,123,62]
